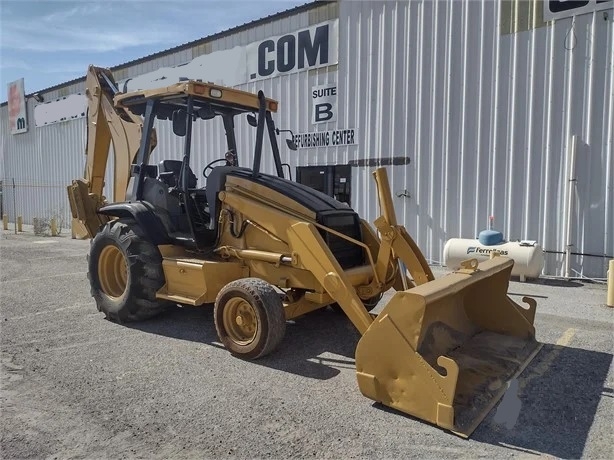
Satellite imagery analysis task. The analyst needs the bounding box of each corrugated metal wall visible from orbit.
[0,98,117,230]
[1,99,85,229]
[1,0,612,278]
[336,0,613,278]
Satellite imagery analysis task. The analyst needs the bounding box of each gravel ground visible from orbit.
[1,228,612,459]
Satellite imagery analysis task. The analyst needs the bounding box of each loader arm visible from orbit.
[285,168,542,438]
[371,168,434,287]
[67,65,154,238]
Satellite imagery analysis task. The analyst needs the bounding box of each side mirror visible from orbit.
[286,138,298,151]
[275,127,298,151]
[172,109,187,137]
[247,114,258,127]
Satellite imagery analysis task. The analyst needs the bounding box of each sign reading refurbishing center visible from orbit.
[7,78,28,134]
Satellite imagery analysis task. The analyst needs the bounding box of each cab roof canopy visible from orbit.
[114,80,278,120]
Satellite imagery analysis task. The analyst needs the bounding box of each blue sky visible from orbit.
[0,0,307,101]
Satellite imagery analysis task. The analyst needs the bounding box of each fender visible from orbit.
[98,201,171,245]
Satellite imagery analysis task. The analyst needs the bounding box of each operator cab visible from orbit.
[116,80,291,252]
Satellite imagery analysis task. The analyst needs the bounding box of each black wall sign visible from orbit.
[247,19,339,81]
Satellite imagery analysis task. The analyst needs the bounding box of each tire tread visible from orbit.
[89,218,172,322]
[214,278,286,359]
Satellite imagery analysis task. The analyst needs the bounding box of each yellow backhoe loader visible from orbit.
[68,65,543,437]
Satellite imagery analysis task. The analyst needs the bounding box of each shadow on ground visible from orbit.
[471,343,613,458]
[512,276,585,288]
[365,343,612,458]
[125,304,360,380]
[124,305,611,458]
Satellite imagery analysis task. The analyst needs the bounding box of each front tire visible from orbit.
[88,218,173,322]
[214,278,286,359]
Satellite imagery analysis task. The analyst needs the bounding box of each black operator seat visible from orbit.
[158,159,210,231]
[158,159,198,189]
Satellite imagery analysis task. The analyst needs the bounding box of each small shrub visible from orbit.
[33,217,51,236]
[33,208,66,236]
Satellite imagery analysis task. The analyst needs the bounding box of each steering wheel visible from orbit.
[203,158,228,179]
[203,150,238,179]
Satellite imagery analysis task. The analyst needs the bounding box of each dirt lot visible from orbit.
[1,229,613,459]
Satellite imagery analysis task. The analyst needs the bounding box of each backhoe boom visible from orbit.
[67,65,152,238]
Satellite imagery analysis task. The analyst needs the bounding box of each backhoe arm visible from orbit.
[67,65,155,238]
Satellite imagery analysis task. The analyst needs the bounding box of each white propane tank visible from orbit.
[443,232,545,282]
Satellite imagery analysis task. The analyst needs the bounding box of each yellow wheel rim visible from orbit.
[223,297,258,345]
[98,245,128,298]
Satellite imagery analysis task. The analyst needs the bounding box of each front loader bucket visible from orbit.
[355,256,543,437]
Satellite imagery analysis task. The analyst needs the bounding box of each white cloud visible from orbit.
[41,4,102,23]
[1,1,185,53]
[1,1,306,54]
[0,0,308,94]
[2,21,179,52]
[0,58,31,70]
[41,65,88,74]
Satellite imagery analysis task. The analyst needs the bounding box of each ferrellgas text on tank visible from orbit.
[467,246,510,256]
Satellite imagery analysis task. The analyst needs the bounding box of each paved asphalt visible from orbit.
[1,229,612,459]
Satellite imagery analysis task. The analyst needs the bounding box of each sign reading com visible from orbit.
[247,19,339,81]
[8,78,28,134]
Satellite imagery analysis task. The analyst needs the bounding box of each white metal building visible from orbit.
[1,0,612,278]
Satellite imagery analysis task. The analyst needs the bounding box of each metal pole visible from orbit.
[564,135,577,279]
[607,260,614,308]
[252,91,266,177]
[12,178,16,235]
[264,110,284,178]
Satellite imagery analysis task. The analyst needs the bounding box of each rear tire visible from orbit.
[214,278,286,359]
[88,218,173,322]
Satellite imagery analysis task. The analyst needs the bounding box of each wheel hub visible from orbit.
[98,245,128,298]
[224,298,258,344]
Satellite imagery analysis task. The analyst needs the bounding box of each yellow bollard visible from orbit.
[50,217,58,236]
[17,216,23,232]
[2,214,8,230]
[607,259,614,308]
